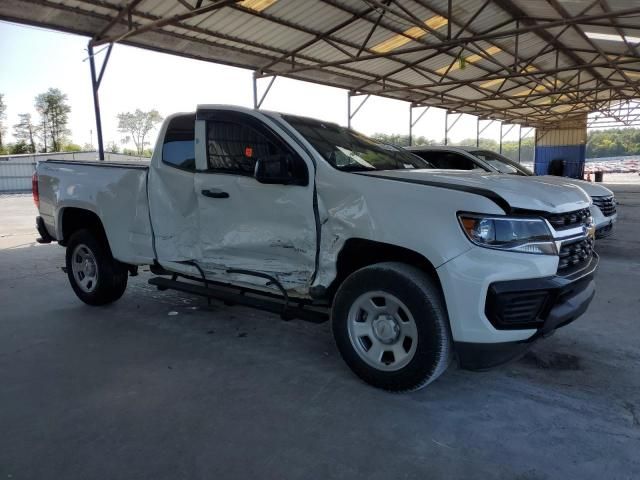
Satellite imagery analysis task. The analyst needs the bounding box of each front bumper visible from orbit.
[455,253,598,370]
[595,214,616,238]
[591,203,617,239]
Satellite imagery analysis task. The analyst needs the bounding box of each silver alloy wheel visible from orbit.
[347,290,418,371]
[71,244,98,293]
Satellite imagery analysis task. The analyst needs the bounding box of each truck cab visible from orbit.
[34,105,599,391]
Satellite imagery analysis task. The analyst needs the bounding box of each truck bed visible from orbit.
[37,158,155,265]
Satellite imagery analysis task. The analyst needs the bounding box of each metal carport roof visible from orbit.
[2,0,640,129]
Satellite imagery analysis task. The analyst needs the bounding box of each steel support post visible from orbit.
[409,105,429,146]
[409,106,412,145]
[253,73,277,109]
[88,42,106,160]
[444,111,448,145]
[445,112,462,146]
[477,119,494,149]
[518,124,522,163]
[347,92,370,128]
[499,123,516,155]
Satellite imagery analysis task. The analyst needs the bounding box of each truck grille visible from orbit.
[591,195,616,217]
[546,208,591,230]
[558,237,594,273]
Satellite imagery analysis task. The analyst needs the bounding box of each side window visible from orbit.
[162,114,196,171]
[413,151,446,168]
[206,120,286,175]
[440,153,477,170]
[420,151,443,168]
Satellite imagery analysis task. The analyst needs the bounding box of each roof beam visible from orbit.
[266,6,640,76]
[545,0,640,98]
[92,0,240,46]
[93,0,143,41]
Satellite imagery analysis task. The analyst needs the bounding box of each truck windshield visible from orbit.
[471,150,533,176]
[283,115,433,171]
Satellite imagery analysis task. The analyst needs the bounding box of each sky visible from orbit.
[0,20,524,150]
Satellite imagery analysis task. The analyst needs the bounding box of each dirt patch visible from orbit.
[519,351,582,371]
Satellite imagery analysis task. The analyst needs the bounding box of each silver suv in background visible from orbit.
[407,145,617,238]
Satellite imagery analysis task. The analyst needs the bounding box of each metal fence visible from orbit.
[0,151,148,193]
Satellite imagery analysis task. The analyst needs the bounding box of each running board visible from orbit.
[148,276,328,323]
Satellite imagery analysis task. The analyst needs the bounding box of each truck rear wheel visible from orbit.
[65,229,128,306]
[332,262,452,392]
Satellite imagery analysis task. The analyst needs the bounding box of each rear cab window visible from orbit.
[162,114,196,171]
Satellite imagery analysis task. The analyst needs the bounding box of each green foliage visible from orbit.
[61,143,82,152]
[587,128,640,158]
[122,148,138,156]
[371,133,438,147]
[9,141,31,154]
[34,88,71,152]
[117,109,163,155]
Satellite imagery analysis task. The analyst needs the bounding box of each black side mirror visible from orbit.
[254,154,304,185]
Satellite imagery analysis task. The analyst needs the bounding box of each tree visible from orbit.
[0,94,6,150]
[586,127,640,158]
[117,109,163,155]
[13,113,38,153]
[35,88,71,152]
[106,141,120,154]
[9,141,31,154]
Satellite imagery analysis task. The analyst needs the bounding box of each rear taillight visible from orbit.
[32,172,40,208]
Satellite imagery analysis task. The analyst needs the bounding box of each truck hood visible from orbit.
[362,169,591,213]
[531,175,614,198]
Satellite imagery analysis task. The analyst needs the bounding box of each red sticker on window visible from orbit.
[245,146,253,157]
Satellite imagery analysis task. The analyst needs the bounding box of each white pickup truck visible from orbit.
[33,105,598,391]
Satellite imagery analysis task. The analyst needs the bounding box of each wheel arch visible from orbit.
[328,238,445,302]
[58,207,109,250]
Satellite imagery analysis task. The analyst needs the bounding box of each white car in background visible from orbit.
[407,145,617,238]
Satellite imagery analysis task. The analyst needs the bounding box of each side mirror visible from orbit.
[254,154,300,185]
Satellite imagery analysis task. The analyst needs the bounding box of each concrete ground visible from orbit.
[1,186,639,480]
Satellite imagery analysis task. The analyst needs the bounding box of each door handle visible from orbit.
[201,189,230,199]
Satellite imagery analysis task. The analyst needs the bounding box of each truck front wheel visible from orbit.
[332,262,452,392]
[65,229,128,306]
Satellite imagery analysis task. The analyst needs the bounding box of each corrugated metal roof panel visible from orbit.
[2,0,639,127]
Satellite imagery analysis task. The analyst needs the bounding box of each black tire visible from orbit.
[331,262,452,392]
[65,229,128,306]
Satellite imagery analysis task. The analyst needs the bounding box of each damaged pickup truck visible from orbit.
[33,105,598,391]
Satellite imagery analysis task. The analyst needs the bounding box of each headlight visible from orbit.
[458,213,557,255]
